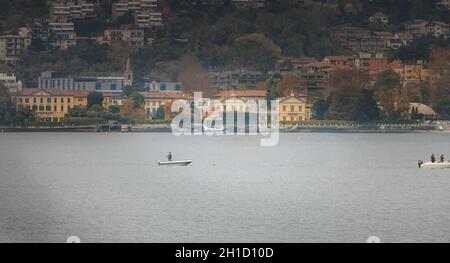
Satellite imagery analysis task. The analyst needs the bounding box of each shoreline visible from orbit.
[0,125,444,134]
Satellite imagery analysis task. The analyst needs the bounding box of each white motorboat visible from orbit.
[418,161,450,169]
[158,160,192,166]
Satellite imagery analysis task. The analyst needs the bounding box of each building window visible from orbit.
[161,83,166,91]
[54,98,57,103]
[283,105,286,112]
[68,98,71,103]
[46,106,51,111]
[96,83,101,90]
[47,98,51,103]
[25,98,29,103]
[299,106,303,112]
[111,84,117,90]
[40,98,44,103]
[175,84,181,91]
[39,105,44,111]
[33,98,37,103]
[291,106,294,112]
[32,105,37,111]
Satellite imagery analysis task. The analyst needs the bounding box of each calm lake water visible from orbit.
[0,132,450,243]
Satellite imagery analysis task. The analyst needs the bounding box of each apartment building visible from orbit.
[211,69,263,92]
[112,0,162,29]
[276,56,319,74]
[19,21,77,50]
[333,26,402,52]
[144,80,183,92]
[49,22,77,49]
[38,71,125,93]
[97,28,146,47]
[0,67,23,94]
[322,56,354,69]
[50,0,96,23]
[0,35,30,65]
[297,61,333,97]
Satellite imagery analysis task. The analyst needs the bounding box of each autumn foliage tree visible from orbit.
[274,74,305,97]
[176,55,212,95]
[326,69,379,121]
[374,70,410,121]
[428,48,450,117]
[120,98,145,119]
[232,33,282,72]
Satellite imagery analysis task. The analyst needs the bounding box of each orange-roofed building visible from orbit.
[16,88,89,122]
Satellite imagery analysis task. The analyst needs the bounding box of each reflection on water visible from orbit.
[1,132,450,243]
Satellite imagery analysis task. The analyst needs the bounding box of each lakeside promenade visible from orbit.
[1,123,445,133]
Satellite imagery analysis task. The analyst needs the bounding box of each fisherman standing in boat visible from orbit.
[431,153,436,163]
[167,152,173,162]
[440,154,445,163]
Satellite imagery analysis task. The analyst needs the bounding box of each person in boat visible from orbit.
[431,153,436,163]
[167,152,173,162]
[440,154,445,163]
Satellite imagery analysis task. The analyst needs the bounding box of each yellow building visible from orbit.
[139,91,193,119]
[278,91,310,123]
[214,90,267,114]
[16,89,89,122]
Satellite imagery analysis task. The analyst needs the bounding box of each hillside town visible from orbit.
[1,0,450,129]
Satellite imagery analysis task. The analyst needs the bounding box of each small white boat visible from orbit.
[418,161,450,169]
[158,160,192,166]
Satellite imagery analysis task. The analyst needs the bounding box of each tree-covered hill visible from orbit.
[1,0,449,87]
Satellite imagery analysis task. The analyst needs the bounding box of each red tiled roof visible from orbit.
[433,21,449,26]
[18,88,89,97]
[304,61,331,68]
[139,91,194,100]
[387,60,403,70]
[372,12,387,17]
[214,90,267,98]
[373,31,394,37]
[368,59,389,72]
[101,92,126,98]
[324,56,353,61]
[396,32,414,41]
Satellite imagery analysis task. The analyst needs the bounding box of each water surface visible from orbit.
[0,132,449,243]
